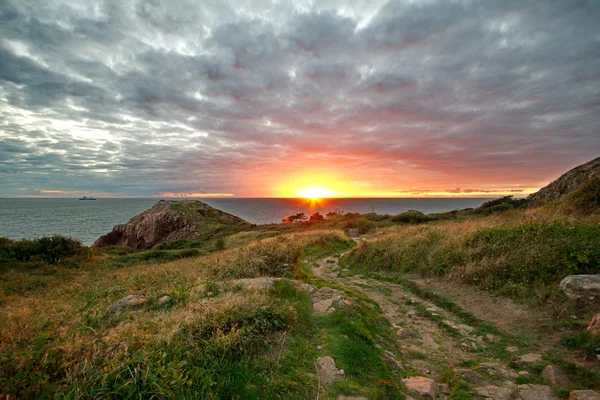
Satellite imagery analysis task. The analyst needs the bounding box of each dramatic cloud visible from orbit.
[1,0,599,197]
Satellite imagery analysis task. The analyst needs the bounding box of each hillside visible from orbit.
[528,157,600,205]
[92,199,250,249]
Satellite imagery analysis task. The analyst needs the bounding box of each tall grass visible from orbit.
[343,218,600,299]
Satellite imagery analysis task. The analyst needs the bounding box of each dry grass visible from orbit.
[0,229,350,397]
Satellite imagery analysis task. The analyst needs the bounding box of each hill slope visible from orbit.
[92,200,249,249]
[528,157,600,204]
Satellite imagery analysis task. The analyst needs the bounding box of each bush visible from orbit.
[0,235,88,269]
[570,175,600,213]
[390,210,432,224]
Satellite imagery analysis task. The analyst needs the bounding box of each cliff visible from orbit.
[92,200,249,249]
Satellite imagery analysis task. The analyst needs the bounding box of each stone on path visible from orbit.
[312,287,345,314]
[473,385,514,400]
[402,377,438,399]
[396,327,417,338]
[316,356,345,388]
[519,353,542,363]
[107,295,147,315]
[518,384,559,400]
[541,365,569,386]
[569,390,600,400]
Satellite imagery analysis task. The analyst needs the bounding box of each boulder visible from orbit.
[92,200,248,249]
[107,295,147,315]
[587,313,600,336]
[569,390,600,400]
[541,365,569,386]
[559,275,600,300]
[473,385,513,400]
[316,356,345,388]
[518,384,559,400]
[402,377,438,399]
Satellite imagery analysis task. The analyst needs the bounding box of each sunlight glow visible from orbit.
[298,186,334,199]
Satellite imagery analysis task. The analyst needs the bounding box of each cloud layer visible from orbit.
[1,0,599,197]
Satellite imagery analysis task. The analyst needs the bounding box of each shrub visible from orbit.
[570,175,600,213]
[390,210,432,224]
[0,235,88,269]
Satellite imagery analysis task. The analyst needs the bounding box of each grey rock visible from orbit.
[560,275,600,300]
[473,386,513,400]
[157,295,171,305]
[396,327,417,338]
[316,356,345,388]
[107,295,147,315]
[519,353,542,363]
[518,384,559,400]
[455,369,488,385]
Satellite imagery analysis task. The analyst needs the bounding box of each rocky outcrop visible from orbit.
[528,157,600,204]
[569,390,600,400]
[92,200,248,249]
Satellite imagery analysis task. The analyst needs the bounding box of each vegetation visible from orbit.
[342,219,600,300]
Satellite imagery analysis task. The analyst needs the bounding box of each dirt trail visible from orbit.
[311,251,562,399]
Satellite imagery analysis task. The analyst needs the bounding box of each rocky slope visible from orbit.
[528,157,600,204]
[92,200,248,249]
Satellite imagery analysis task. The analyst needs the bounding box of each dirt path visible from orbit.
[312,252,563,399]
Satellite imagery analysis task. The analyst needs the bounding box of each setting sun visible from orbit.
[298,186,334,199]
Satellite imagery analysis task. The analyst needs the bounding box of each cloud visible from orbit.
[1,0,599,197]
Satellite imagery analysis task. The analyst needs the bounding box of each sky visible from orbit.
[0,0,599,198]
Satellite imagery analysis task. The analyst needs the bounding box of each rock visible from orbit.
[519,353,542,363]
[406,310,417,318]
[569,390,600,400]
[473,386,514,400]
[232,278,276,290]
[384,350,405,370]
[301,283,317,294]
[541,365,569,386]
[507,346,519,353]
[92,200,248,249]
[528,157,600,204]
[107,295,147,315]
[157,295,171,305]
[486,334,499,342]
[312,287,345,314]
[518,384,559,400]
[396,328,417,338]
[316,356,345,388]
[560,275,600,300]
[402,377,438,399]
[337,396,368,400]
[455,369,488,385]
[587,313,600,336]
[519,371,530,376]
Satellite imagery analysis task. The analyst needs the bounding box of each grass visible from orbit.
[342,217,600,301]
[0,230,363,398]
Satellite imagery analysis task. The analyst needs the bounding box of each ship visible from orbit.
[79,196,97,200]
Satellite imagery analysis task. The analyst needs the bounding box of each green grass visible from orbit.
[342,220,600,301]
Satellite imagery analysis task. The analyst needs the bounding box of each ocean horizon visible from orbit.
[0,197,495,245]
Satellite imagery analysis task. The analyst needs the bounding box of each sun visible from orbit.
[298,186,334,200]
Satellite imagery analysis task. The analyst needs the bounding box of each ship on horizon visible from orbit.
[79,196,96,200]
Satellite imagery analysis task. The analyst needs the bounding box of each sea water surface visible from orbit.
[0,197,491,245]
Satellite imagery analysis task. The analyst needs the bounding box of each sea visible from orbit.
[0,197,491,246]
